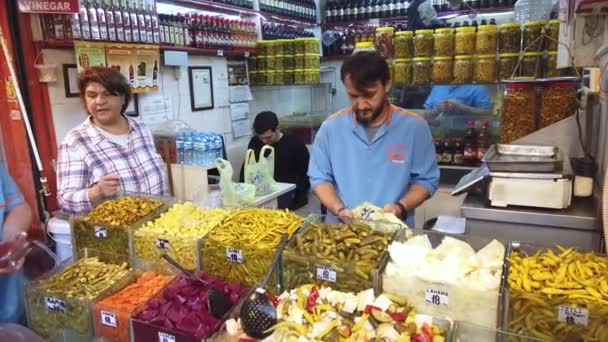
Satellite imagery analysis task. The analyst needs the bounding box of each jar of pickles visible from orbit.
[266,55,277,70]
[275,71,286,85]
[304,54,320,69]
[257,56,267,70]
[267,40,279,56]
[393,59,412,85]
[248,57,257,71]
[499,53,520,80]
[540,80,577,128]
[275,54,285,69]
[249,71,258,85]
[375,27,395,59]
[455,27,476,55]
[284,69,294,85]
[476,25,497,55]
[434,28,454,57]
[305,69,320,84]
[414,29,434,57]
[523,21,544,52]
[283,40,295,55]
[475,54,497,83]
[283,55,295,70]
[545,51,560,78]
[521,52,542,78]
[295,54,305,69]
[413,57,432,84]
[453,55,474,83]
[294,38,306,54]
[499,23,521,53]
[294,69,305,84]
[545,20,559,51]
[305,38,320,54]
[502,82,537,143]
[267,70,277,85]
[394,31,414,59]
[259,71,268,85]
[432,57,453,84]
[274,40,286,55]
[257,40,269,56]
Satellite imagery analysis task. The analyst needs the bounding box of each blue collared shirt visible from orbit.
[0,165,26,323]
[308,105,440,227]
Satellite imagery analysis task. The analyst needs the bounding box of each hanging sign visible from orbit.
[17,0,80,14]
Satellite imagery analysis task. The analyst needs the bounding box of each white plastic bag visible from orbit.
[216,158,256,206]
[244,145,278,196]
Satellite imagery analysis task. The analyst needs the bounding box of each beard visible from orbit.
[354,98,387,126]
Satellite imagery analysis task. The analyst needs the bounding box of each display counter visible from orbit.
[461,194,600,251]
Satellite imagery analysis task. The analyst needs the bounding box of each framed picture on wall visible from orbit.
[188,66,214,111]
[125,94,139,117]
[63,64,79,98]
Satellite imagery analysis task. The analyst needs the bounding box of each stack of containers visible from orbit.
[70,195,167,265]
[26,249,133,340]
[454,26,476,84]
[251,38,320,86]
[432,28,455,84]
[413,29,433,84]
[475,24,498,83]
[393,31,414,85]
[498,23,522,80]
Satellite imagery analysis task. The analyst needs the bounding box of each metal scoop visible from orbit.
[239,234,290,340]
[161,254,231,319]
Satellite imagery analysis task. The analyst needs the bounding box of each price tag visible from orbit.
[156,238,170,250]
[94,226,108,239]
[45,297,66,313]
[158,332,176,342]
[217,49,224,57]
[101,310,117,327]
[226,248,243,263]
[244,51,250,58]
[425,288,449,307]
[316,265,337,283]
[558,305,589,326]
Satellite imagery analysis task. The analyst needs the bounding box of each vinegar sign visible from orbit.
[18,0,80,14]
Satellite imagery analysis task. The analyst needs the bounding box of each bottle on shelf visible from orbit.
[442,138,454,164]
[150,1,160,43]
[454,138,464,165]
[78,1,91,40]
[182,13,191,47]
[477,120,489,162]
[113,0,124,41]
[136,0,146,43]
[96,0,109,40]
[105,0,116,41]
[70,11,82,40]
[88,0,101,40]
[435,138,443,164]
[463,120,478,166]
[142,0,153,43]
[128,0,140,42]
[122,0,132,42]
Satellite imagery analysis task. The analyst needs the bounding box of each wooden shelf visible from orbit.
[158,0,257,16]
[160,45,255,57]
[36,40,75,49]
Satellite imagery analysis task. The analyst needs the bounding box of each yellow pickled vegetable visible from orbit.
[134,203,230,269]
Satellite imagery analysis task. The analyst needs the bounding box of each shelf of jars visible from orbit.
[158,0,257,16]
[159,45,254,57]
[259,0,318,25]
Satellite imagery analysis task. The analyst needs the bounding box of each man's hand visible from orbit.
[438,100,465,114]
[336,208,354,222]
[383,203,404,218]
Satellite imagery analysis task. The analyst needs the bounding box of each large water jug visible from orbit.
[176,132,185,164]
[514,0,553,23]
[184,132,194,165]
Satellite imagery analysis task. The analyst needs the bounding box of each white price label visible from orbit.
[158,332,176,342]
[156,238,170,250]
[94,226,108,239]
[316,265,337,283]
[226,248,243,263]
[558,305,589,326]
[217,49,224,56]
[101,310,117,327]
[425,288,449,307]
[45,297,66,313]
[244,51,250,58]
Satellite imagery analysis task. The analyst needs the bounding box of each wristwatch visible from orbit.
[393,202,407,219]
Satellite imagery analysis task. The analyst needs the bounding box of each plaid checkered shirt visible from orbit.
[57,117,169,214]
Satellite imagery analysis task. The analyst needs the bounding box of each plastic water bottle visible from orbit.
[176,132,185,164]
[203,133,213,167]
[192,132,201,166]
[214,133,224,159]
[184,132,194,165]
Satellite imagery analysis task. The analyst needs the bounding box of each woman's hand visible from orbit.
[89,174,120,204]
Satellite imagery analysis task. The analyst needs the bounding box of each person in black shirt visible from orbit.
[239,111,310,210]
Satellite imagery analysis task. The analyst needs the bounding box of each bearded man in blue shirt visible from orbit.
[308,52,439,227]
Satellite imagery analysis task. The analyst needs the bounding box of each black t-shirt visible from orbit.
[239,134,311,210]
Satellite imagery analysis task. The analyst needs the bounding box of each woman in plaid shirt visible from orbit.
[57,67,169,214]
